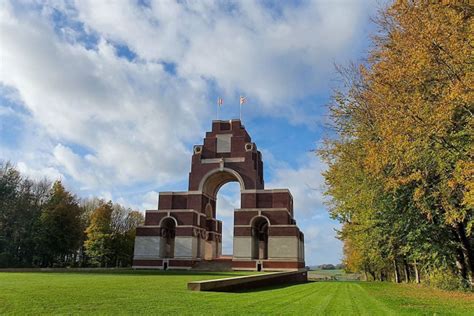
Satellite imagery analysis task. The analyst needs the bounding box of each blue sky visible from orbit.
[0,0,382,265]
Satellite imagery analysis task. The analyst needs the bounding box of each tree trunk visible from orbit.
[456,247,468,280]
[403,258,410,283]
[414,261,421,284]
[393,259,400,283]
[369,270,376,281]
[456,222,474,285]
[73,252,77,266]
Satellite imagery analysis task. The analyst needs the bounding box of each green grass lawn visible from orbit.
[1,270,473,315]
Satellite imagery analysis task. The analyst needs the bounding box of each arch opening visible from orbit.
[216,182,240,257]
[160,217,176,258]
[251,216,269,260]
[199,168,245,198]
[199,168,244,260]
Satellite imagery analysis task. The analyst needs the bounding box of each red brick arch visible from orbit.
[133,120,305,271]
[198,167,245,198]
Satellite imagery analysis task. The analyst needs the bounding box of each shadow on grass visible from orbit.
[203,280,317,294]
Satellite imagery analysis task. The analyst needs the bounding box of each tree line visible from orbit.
[313,264,344,271]
[0,161,144,268]
[319,1,473,290]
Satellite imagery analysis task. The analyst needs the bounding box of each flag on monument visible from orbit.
[240,96,247,105]
[217,97,223,107]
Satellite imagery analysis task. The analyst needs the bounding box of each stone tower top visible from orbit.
[188,119,264,195]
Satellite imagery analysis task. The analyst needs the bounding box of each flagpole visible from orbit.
[239,96,245,122]
[240,101,242,121]
[217,97,223,120]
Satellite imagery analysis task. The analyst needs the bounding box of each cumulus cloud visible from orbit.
[304,222,343,264]
[268,152,327,217]
[0,0,373,192]
[16,161,62,182]
[74,0,370,106]
[267,153,342,264]
[0,1,207,190]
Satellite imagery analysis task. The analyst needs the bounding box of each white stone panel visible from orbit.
[198,238,205,259]
[268,236,299,260]
[216,134,232,153]
[217,241,222,257]
[174,237,194,258]
[133,236,161,259]
[191,237,199,258]
[233,236,252,259]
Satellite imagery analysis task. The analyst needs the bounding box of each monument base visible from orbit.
[132,257,305,272]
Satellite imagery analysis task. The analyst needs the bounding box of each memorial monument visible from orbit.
[133,120,305,271]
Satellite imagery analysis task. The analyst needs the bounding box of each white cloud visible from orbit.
[304,222,343,265]
[268,152,327,217]
[267,153,342,264]
[140,190,159,211]
[0,1,207,190]
[73,0,371,106]
[0,0,374,191]
[16,161,62,182]
[53,143,100,189]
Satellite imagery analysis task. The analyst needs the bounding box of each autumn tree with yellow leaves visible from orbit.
[320,1,473,289]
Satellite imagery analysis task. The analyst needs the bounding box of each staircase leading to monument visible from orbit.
[192,257,233,271]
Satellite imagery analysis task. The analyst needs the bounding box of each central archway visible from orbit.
[199,168,244,260]
[199,167,245,198]
[216,182,240,257]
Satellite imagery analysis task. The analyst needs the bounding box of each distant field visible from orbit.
[1,270,473,315]
[310,269,345,276]
[309,269,361,281]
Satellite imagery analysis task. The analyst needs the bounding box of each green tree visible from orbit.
[320,1,473,287]
[110,205,144,267]
[0,162,50,267]
[0,162,24,267]
[84,201,114,267]
[0,161,142,268]
[84,201,144,267]
[36,181,83,267]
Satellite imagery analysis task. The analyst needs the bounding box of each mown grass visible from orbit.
[0,270,473,315]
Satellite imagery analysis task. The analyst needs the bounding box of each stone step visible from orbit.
[188,270,309,291]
